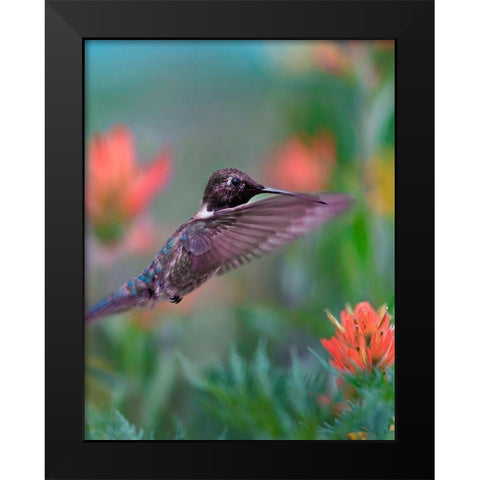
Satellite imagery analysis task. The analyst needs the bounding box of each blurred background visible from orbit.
[85,40,395,440]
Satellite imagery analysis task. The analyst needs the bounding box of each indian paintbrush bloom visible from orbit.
[321,302,394,374]
[86,125,173,244]
[264,132,337,192]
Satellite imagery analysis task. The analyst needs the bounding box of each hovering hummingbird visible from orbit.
[86,168,353,323]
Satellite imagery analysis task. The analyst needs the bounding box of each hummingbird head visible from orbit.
[201,168,266,212]
[200,168,327,214]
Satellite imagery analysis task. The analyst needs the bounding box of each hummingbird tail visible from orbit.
[86,286,139,323]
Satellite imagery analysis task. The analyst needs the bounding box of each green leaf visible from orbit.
[85,405,153,440]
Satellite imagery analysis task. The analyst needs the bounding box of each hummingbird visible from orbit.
[86,168,353,323]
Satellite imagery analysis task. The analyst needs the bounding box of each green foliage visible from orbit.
[179,343,324,439]
[179,343,394,440]
[319,368,395,440]
[85,406,153,440]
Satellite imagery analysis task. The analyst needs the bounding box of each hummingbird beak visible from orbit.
[260,187,327,204]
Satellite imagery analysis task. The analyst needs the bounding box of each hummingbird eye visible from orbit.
[229,177,241,187]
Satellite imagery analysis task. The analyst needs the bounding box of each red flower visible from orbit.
[264,132,337,192]
[86,125,172,243]
[321,302,394,374]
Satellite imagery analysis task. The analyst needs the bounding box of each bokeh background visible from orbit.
[85,40,395,440]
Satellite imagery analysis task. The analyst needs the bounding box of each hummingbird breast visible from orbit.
[154,229,217,300]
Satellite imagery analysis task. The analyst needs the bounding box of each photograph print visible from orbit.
[84,40,395,441]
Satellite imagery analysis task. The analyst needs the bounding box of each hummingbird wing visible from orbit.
[182,192,353,275]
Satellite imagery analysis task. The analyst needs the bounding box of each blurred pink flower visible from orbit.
[86,125,173,244]
[313,42,351,76]
[122,215,158,254]
[86,215,160,277]
[264,132,337,192]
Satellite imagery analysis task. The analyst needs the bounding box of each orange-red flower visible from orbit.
[86,125,172,243]
[264,132,337,192]
[321,302,394,374]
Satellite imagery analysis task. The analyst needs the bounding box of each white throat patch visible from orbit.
[193,204,215,219]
